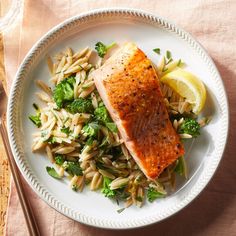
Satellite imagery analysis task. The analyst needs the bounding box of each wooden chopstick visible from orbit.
[0,121,40,236]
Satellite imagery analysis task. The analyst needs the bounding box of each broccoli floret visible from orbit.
[53,76,75,108]
[94,106,111,123]
[66,98,94,114]
[95,42,116,58]
[178,118,200,137]
[94,106,117,132]
[82,122,100,138]
[147,187,165,203]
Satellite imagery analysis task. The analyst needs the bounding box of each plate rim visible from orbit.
[7,7,229,229]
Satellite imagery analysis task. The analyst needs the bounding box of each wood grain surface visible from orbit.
[0,2,16,235]
[0,34,10,236]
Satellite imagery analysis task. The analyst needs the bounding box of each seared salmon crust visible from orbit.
[92,42,184,179]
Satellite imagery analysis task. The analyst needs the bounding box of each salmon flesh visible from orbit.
[92,42,184,180]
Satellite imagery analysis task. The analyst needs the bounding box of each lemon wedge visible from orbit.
[161,68,206,114]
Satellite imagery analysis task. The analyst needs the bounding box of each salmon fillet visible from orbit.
[92,42,184,180]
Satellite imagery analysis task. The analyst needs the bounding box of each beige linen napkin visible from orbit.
[4,0,236,235]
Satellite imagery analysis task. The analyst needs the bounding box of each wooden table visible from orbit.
[0,33,10,236]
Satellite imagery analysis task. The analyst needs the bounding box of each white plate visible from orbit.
[7,8,229,229]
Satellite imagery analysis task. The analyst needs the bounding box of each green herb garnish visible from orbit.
[106,122,118,133]
[61,127,70,135]
[29,114,41,127]
[166,50,172,60]
[147,187,165,202]
[29,103,41,127]
[114,188,130,201]
[99,136,110,147]
[117,208,125,214]
[162,67,168,73]
[65,161,83,176]
[153,48,161,54]
[46,167,61,179]
[72,184,78,191]
[174,156,187,178]
[47,136,56,144]
[177,59,182,66]
[33,103,40,111]
[101,177,116,198]
[86,137,95,146]
[55,155,65,166]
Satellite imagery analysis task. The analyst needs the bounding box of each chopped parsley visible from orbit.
[72,184,78,191]
[117,208,125,214]
[29,103,41,127]
[63,161,83,176]
[33,103,40,111]
[153,48,161,54]
[61,127,70,135]
[174,156,187,178]
[47,136,56,144]
[166,50,172,60]
[55,155,65,166]
[147,187,165,202]
[101,177,116,198]
[29,114,41,127]
[46,167,61,179]
[105,122,118,132]
[177,59,182,66]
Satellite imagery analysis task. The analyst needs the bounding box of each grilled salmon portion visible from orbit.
[92,42,184,179]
